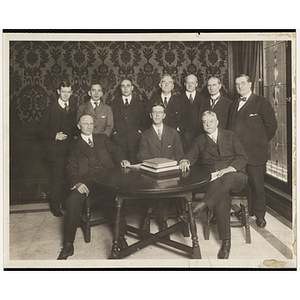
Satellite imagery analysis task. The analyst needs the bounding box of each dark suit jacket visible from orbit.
[137,124,184,162]
[199,95,232,130]
[180,91,204,133]
[67,134,126,186]
[109,96,147,152]
[228,93,277,166]
[39,101,77,161]
[146,94,188,132]
[77,100,114,137]
[184,128,248,174]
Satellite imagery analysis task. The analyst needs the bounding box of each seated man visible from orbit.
[137,102,184,231]
[57,114,130,260]
[179,110,248,259]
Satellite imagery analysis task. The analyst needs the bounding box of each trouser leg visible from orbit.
[64,190,86,244]
[214,195,231,240]
[246,164,266,219]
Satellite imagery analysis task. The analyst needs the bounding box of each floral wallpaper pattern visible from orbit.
[10,41,228,124]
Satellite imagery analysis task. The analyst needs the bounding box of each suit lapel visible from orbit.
[76,135,91,157]
[203,134,219,157]
[86,101,96,117]
[149,127,162,150]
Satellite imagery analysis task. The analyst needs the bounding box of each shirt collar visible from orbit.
[186,90,196,99]
[210,92,220,100]
[58,98,69,109]
[122,95,132,104]
[161,92,171,102]
[81,133,93,143]
[152,123,163,133]
[90,99,101,106]
[207,128,218,140]
[240,91,252,101]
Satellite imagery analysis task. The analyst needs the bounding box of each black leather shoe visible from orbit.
[179,202,207,223]
[256,217,267,228]
[57,242,74,260]
[217,240,231,259]
[119,235,128,250]
[51,210,63,217]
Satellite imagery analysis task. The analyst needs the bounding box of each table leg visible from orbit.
[110,194,123,259]
[186,192,201,259]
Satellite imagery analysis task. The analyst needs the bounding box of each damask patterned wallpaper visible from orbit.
[10,41,229,124]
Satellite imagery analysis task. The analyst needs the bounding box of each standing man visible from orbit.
[39,80,77,217]
[180,74,205,152]
[110,79,146,164]
[228,74,277,228]
[77,82,114,137]
[57,114,130,260]
[200,76,232,130]
[179,110,248,259]
[146,74,188,147]
[137,102,184,231]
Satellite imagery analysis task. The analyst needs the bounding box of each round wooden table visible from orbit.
[94,166,210,259]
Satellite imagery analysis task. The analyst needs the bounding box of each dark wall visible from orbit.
[10,40,229,204]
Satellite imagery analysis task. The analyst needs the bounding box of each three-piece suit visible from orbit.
[183,128,248,240]
[179,92,205,152]
[39,100,77,212]
[64,134,127,244]
[109,96,147,164]
[199,94,232,130]
[228,93,277,218]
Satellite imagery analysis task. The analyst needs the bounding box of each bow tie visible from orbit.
[239,96,247,102]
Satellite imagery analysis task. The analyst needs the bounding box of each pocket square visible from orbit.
[101,115,106,118]
[168,145,172,148]
[249,113,257,117]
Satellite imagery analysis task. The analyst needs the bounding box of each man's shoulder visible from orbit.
[218,128,236,138]
[220,95,232,104]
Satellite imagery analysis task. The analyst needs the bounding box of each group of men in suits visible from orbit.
[39,72,277,260]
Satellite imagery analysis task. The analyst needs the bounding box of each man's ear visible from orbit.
[57,89,61,95]
[77,123,81,130]
[162,113,166,120]
[150,112,153,119]
[88,91,91,97]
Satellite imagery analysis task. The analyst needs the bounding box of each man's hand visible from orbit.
[75,183,90,195]
[120,160,131,168]
[55,131,67,141]
[217,166,236,178]
[179,159,190,172]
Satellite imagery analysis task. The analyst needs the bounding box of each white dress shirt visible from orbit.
[58,98,69,109]
[207,128,218,144]
[161,93,171,105]
[152,124,164,138]
[210,92,221,107]
[90,99,101,109]
[81,133,93,145]
[122,95,132,105]
[238,91,252,111]
[186,90,196,101]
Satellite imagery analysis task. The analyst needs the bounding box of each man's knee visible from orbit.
[66,190,86,210]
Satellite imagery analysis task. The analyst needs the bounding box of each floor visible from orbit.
[5,198,296,269]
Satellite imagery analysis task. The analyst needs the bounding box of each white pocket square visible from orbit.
[101,115,106,118]
[168,145,172,148]
[249,113,257,117]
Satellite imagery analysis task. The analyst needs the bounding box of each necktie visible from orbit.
[125,98,129,107]
[157,128,162,140]
[164,97,168,107]
[64,102,69,112]
[211,96,220,109]
[88,138,93,147]
[189,94,193,103]
[94,102,98,110]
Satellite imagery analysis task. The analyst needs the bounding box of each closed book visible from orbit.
[142,158,178,169]
[141,164,179,173]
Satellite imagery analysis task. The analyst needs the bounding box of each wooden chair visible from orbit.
[204,188,251,244]
[79,195,111,243]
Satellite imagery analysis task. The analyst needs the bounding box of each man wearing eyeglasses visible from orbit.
[228,74,277,228]
[137,102,184,232]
